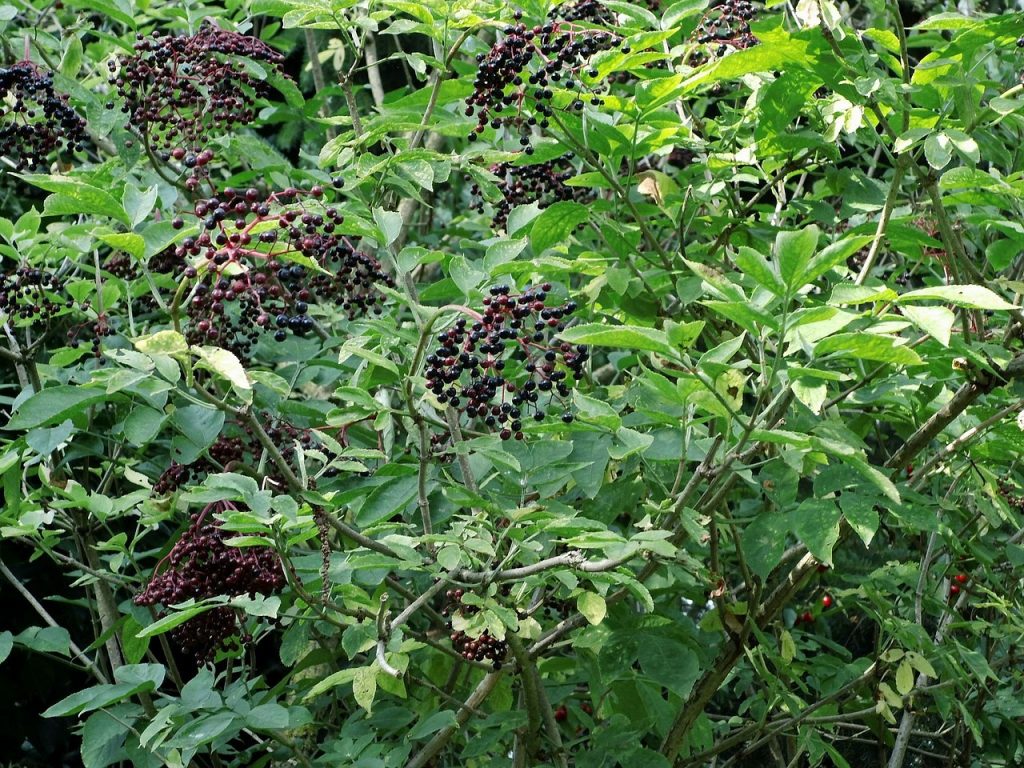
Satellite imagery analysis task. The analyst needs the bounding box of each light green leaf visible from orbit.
[896,659,915,694]
[814,333,922,366]
[902,305,955,346]
[560,323,673,355]
[16,174,129,224]
[577,592,607,625]
[898,285,1017,310]
[353,664,378,713]
[775,225,819,290]
[194,346,251,397]
[134,330,188,356]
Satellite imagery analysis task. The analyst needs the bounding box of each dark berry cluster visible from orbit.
[550,0,615,24]
[1000,482,1024,512]
[153,426,311,495]
[0,266,72,327]
[65,314,114,358]
[103,252,139,280]
[425,284,587,440]
[172,184,391,359]
[442,589,509,669]
[466,11,623,151]
[107,21,287,185]
[472,154,590,231]
[0,61,87,171]
[693,0,758,56]
[134,501,285,663]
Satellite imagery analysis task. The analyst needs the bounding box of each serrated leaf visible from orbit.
[529,201,589,254]
[898,284,1017,310]
[560,323,673,354]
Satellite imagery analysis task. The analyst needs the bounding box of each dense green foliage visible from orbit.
[3,0,1024,766]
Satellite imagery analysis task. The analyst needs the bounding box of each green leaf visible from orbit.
[577,592,608,625]
[780,629,795,662]
[0,631,13,664]
[352,665,378,713]
[529,201,589,254]
[136,601,222,638]
[905,651,936,678]
[733,246,785,295]
[16,174,129,225]
[373,208,403,247]
[775,225,819,290]
[896,659,915,694]
[6,386,111,430]
[408,710,458,739]
[134,330,188,356]
[560,323,673,355]
[355,474,419,527]
[81,710,127,768]
[901,305,955,346]
[246,703,290,730]
[898,285,1018,310]
[924,133,952,170]
[790,499,841,566]
[194,346,251,398]
[814,333,922,366]
[743,512,788,580]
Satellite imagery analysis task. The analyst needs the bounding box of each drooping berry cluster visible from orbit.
[153,424,313,495]
[0,266,72,326]
[442,588,509,669]
[425,284,588,440]
[134,501,285,663]
[466,11,623,151]
[693,0,758,57]
[107,21,287,184]
[0,62,87,172]
[472,154,590,231]
[172,184,392,359]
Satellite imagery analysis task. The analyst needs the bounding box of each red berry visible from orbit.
[955,573,968,584]
[949,584,961,596]
[801,611,813,624]
[554,706,568,722]
[821,595,833,609]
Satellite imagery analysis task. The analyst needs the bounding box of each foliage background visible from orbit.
[2,0,1024,766]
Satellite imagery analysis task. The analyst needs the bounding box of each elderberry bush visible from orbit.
[134,501,285,663]
[425,283,588,440]
[466,11,622,151]
[107,21,288,187]
[0,61,87,172]
[472,153,591,231]
[173,184,393,358]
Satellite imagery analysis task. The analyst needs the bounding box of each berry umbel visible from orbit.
[426,283,587,439]
[0,61,87,171]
